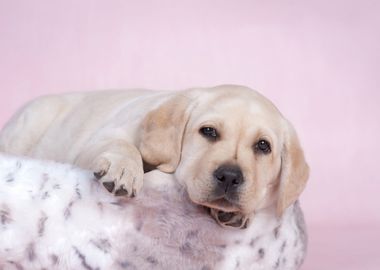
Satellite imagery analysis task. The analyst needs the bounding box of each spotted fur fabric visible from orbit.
[0,154,307,270]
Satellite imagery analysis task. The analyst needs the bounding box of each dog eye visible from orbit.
[200,127,218,140]
[255,140,271,154]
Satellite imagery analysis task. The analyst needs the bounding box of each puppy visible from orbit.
[0,85,309,226]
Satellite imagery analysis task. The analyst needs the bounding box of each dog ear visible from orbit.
[277,120,309,216]
[139,94,193,173]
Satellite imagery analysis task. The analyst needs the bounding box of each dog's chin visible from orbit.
[196,198,250,229]
[208,207,250,229]
[187,190,250,229]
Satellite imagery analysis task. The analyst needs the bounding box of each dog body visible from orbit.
[0,89,166,170]
[0,85,309,225]
[0,154,307,270]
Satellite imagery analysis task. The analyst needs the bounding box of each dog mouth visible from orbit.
[190,199,250,229]
[202,198,249,229]
[208,207,250,229]
[200,197,240,212]
[187,189,249,229]
[210,198,239,211]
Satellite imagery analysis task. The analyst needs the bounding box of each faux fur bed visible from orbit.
[0,154,306,270]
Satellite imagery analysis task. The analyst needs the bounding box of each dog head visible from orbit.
[140,85,309,227]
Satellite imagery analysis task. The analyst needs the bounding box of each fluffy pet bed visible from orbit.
[0,154,306,269]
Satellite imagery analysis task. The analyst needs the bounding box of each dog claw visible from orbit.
[115,186,129,196]
[102,181,115,193]
[94,170,106,179]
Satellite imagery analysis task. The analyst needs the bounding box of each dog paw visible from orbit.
[92,155,143,198]
[209,208,250,229]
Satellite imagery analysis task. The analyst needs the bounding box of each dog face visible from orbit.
[140,85,309,222]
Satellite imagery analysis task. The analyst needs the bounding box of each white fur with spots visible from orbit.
[0,154,306,270]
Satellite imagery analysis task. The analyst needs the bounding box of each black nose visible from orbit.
[213,165,243,193]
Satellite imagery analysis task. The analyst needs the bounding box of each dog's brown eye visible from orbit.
[255,140,271,154]
[200,127,218,140]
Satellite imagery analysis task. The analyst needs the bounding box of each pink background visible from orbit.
[0,0,379,268]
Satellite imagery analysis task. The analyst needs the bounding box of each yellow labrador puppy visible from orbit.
[0,85,309,227]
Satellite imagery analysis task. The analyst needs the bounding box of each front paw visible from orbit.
[92,155,143,197]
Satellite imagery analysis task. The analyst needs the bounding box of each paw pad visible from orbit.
[102,181,115,193]
[115,186,129,196]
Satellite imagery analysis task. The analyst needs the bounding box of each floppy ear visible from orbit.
[139,94,193,173]
[277,120,309,216]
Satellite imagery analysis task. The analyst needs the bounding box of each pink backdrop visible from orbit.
[1,0,379,268]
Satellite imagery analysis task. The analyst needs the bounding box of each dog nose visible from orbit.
[213,165,243,193]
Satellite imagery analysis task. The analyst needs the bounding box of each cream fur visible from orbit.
[0,85,309,219]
